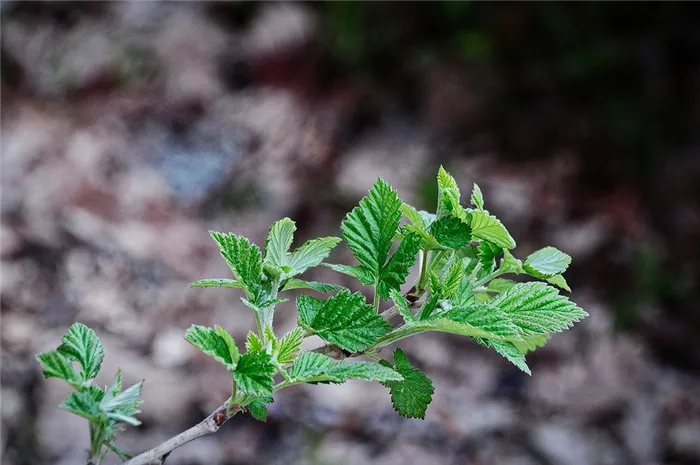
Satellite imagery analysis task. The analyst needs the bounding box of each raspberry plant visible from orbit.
[36,167,588,464]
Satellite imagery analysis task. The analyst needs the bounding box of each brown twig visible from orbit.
[122,402,241,465]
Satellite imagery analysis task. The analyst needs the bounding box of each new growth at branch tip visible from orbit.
[37,166,588,463]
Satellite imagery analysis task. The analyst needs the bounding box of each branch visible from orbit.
[122,401,241,465]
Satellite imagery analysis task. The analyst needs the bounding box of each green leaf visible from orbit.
[233,351,276,397]
[451,278,475,308]
[470,210,516,249]
[389,289,415,323]
[281,278,342,294]
[440,304,521,340]
[478,241,502,273]
[276,328,304,365]
[215,325,241,365]
[248,401,269,421]
[184,325,238,370]
[56,323,104,381]
[546,274,571,292]
[288,352,334,379]
[377,232,422,298]
[190,278,244,289]
[487,278,516,293]
[401,224,443,250]
[209,232,263,300]
[101,380,143,415]
[512,333,551,354]
[498,250,523,274]
[288,352,402,383]
[107,412,142,426]
[382,349,434,419]
[492,282,588,335]
[340,178,403,280]
[436,166,461,218]
[429,216,472,249]
[60,387,104,420]
[523,247,572,279]
[324,263,375,285]
[102,369,123,407]
[36,351,81,387]
[245,332,264,353]
[297,291,391,352]
[476,338,531,375]
[471,183,484,210]
[401,203,425,228]
[264,218,296,269]
[287,237,341,276]
[442,259,465,299]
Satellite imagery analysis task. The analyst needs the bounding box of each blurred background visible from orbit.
[2,2,700,464]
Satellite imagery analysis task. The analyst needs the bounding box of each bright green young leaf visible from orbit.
[214,325,241,365]
[436,166,461,218]
[248,401,269,421]
[492,282,588,335]
[476,338,531,375]
[102,369,123,407]
[478,241,502,273]
[401,224,443,250]
[377,232,422,298]
[487,278,516,293]
[264,218,296,268]
[389,288,415,323]
[288,352,402,383]
[101,380,143,414]
[440,304,521,340]
[233,351,275,397]
[546,274,571,292]
[57,323,104,381]
[281,278,342,294]
[209,232,263,300]
[523,246,572,279]
[36,351,81,387]
[381,349,434,419]
[287,237,341,276]
[297,291,392,352]
[429,216,472,249]
[288,352,334,379]
[276,328,304,365]
[512,333,551,354]
[471,183,484,210]
[498,250,523,274]
[107,412,142,427]
[184,325,238,370]
[451,278,475,308]
[442,259,465,300]
[340,178,403,279]
[245,332,264,353]
[324,263,375,285]
[190,278,243,289]
[60,387,104,420]
[470,211,516,249]
[401,202,425,228]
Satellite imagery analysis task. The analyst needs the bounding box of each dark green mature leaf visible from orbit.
[470,211,516,249]
[523,247,571,279]
[184,325,239,370]
[287,237,341,276]
[264,218,296,269]
[377,232,422,298]
[436,166,461,219]
[190,278,244,289]
[478,241,502,273]
[209,232,263,299]
[492,282,588,335]
[297,291,391,352]
[248,401,269,421]
[281,278,342,294]
[36,351,81,387]
[60,386,104,420]
[57,323,104,381]
[476,338,531,375]
[341,178,403,279]
[233,351,275,397]
[471,183,485,210]
[324,263,375,285]
[382,349,434,419]
[429,216,472,249]
[276,328,304,365]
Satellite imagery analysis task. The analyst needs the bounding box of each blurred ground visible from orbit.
[2,2,700,465]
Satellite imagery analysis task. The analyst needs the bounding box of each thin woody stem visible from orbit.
[122,402,241,465]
